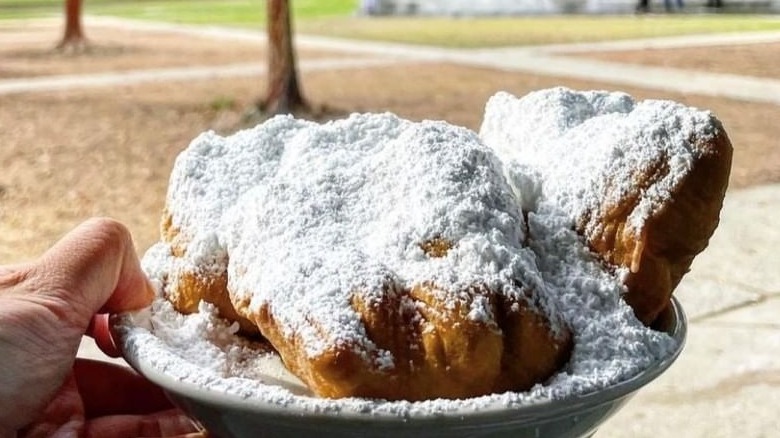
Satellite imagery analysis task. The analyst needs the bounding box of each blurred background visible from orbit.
[1,1,778,436]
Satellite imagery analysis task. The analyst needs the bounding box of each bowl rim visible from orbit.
[113,297,687,425]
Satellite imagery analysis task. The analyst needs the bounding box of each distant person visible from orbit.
[636,0,650,13]
[664,0,684,11]
[361,0,379,15]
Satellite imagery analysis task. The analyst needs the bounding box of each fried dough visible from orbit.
[156,113,572,400]
[239,281,571,400]
[481,88,732,325]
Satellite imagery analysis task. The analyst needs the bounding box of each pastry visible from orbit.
[481,87,732,325]
[156,113,572,401]
[159,118,313,334]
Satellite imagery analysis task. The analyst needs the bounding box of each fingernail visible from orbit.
[92,313,122,357]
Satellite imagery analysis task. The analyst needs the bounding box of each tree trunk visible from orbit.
[57,0,87,51]
[260,0,308,115]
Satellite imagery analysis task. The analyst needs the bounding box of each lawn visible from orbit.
[88,0,358,26]
[0,0,358,22]
[298,15,780,47]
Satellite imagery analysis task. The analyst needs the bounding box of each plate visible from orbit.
[112,298,686,438]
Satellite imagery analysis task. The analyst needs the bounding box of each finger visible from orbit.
[73,358,174,418]
[162,434,209,438]
[0,262,30,279]
[84,410,200,438]
[18,372,84,437]
[0,262,34,292]
[32,217,154,321]
[86,314,121,357]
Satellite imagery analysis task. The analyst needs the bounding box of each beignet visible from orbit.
[157,113,572,400]
[481,88,732,325]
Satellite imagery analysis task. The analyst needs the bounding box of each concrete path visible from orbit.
[601,184,780,437]
[0,57,404,95]
[6,15,777,438]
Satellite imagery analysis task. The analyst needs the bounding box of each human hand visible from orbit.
[0,218,202,437]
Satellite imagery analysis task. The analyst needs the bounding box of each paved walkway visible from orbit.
[10,15,776,438]
[601,183,780,437]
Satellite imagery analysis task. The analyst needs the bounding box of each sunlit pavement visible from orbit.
[600,184,780,437]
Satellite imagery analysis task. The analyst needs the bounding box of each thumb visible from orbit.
[32,218,154,324]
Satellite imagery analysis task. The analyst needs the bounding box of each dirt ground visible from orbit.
[0,23,345,78]
[1,22,779,263]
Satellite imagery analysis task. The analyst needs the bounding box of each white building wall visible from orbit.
[364,0,777,15]
[414,0,559,15]
[366,0,647,15]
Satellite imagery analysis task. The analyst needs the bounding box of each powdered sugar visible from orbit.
[167,112,558,366]
[166,116,313,239]
[481,88,720,239]
[115,87,694,416]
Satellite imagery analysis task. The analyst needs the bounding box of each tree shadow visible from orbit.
[3,44,134,59]
[240,102,350,128]
[200,96,350,135]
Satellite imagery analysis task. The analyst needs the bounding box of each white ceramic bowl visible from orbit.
[113,298,686,438]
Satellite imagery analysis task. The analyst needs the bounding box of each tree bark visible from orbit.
[57,0,87,51]
[260,0,308,115]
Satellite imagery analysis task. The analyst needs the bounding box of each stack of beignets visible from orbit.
[157,113,572,401]
[152,87,731,401]
[481,88,732,326]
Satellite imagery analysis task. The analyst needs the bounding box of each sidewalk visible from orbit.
[600,183,780,437]
[21,16,776,437]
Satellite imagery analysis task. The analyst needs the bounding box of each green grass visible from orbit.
[89,0,357,25]
[0,0,357,22]
[90,1,266,26]
[2,0,780,47]
[298,15,780,47]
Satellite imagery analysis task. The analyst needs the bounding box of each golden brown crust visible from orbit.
[160,209,185,257]
[160,208,259,335]
[159,186,572,400]
[161,207,526,399]
[235,281,571,401]
[585,126,733,325]
[493,293,573,394]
